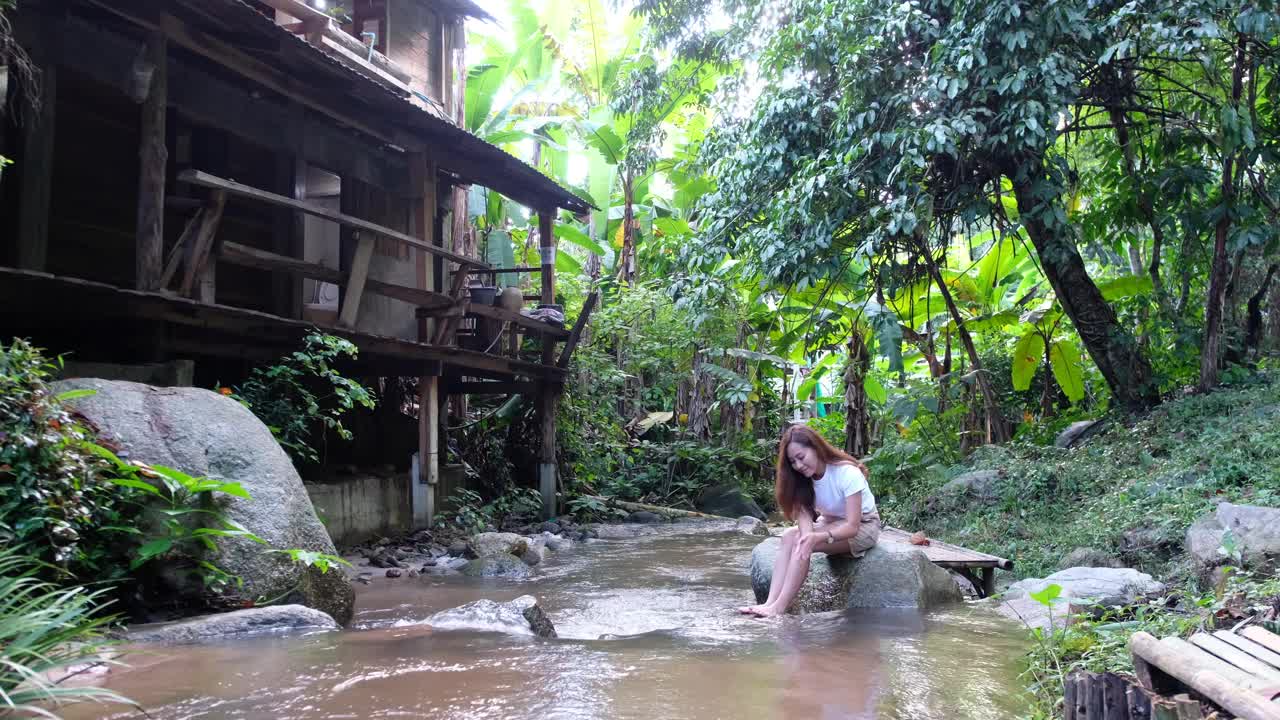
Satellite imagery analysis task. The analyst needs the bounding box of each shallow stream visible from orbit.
[70,523,1030,719]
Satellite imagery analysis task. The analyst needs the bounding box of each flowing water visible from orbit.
[69,523,1031,720]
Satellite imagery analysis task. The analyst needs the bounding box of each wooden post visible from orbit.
[135,31,168,291]
[537,208,560,519]
[419,372,439,528]
[539,208,555,305]
[538,384,557,520]
[15,8,61,272]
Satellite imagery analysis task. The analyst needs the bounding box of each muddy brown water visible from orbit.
[66,523,1030,719]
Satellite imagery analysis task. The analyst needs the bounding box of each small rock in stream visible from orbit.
[385,568,402,578]
[520,549,542,567]
[626,511,664,524]
[448,540,469,555]
[427,595,557,638]
[421,556,437,567]
[539,521,562,535]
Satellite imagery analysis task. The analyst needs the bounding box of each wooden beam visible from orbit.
[178,170,488,268]
[467,303,569,338]
[179,191,226,300]
[219,241,455,310]
[160,208,205,289]
[447,381,538,396]
[0,268,565,380]
[467,266,543,275]
[557,291,598,368]
[135,30,168,290]
[338,235,375,328]
[433,258,471,344]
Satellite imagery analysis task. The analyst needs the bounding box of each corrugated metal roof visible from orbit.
[194,0,592,213]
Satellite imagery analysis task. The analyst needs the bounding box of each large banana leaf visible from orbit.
[1012,331,1045,391]
[1050,341,1086,403]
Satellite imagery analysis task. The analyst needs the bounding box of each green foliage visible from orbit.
[443,487,544,534]
[81,444,264,592]
[0,547,134,718]
[231,331,376,466]
[0,340,136,583]
[888,372,1280,582]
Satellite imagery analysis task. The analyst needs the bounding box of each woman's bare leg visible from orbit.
[738,527,799,614]
[755,538,850,618]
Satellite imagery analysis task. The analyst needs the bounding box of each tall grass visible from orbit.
[0,548,133,719]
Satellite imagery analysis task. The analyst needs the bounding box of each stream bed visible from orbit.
[69,523,1031,719]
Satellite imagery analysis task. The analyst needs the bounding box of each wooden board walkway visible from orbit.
[1127,625,1280,720]
[879,526,1013,597]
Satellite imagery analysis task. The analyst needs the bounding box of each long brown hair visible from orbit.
[775,424,869,521]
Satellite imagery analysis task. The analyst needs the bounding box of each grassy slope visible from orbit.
[886,375,1280,586]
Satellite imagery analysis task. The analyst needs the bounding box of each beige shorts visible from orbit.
[817,511,882,556]
[848,511,882,556]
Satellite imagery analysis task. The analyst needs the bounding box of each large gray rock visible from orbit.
[938,470,1003,504]
[56,379,354,625]
[470,532,529,558]
[697,483,766,520]
[736,516,770,536]
[749,538,962,613]
[427,595,556,638]
[1058,547,1123,570]
[1055,420,1105,448]
[994,566,1166,630]
[1187,503,1280,580]
[1005,567,1165,607]
[127,605,338,644]
[461,553,533,578]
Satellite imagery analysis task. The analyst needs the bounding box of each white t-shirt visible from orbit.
[813,463,875,518]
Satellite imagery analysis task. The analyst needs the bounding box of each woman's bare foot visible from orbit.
[737,604,768,615]
[752,605,785,618]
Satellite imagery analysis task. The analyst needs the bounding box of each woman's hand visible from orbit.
[795,530,827,555]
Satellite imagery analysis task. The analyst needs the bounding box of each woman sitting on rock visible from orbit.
[739,424,881,618]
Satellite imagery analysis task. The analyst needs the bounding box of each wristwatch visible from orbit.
[826,530,835,544]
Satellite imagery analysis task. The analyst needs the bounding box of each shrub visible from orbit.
[230,331,376,466]
[0,547,134,718]
[0,340,135,584]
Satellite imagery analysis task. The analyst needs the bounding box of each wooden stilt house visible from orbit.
[0,0,595,523]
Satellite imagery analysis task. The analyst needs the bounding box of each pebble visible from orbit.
[448,540,468,555]
[385,568,402,578]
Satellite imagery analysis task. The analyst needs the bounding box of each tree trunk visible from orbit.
[1041,331,1055,418]
[844,330,871,456]
[1006,160,1160,411]
[617,173,636,285]
[689,350,715,441]
[1200,33,1248,392]
[914,235,1011,443]
[1245,263,1278,357]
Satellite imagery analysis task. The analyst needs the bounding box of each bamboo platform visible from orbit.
[879,527,1013,597]
[1122,626,1280,720]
